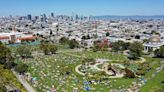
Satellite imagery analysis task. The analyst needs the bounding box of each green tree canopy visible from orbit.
[0,43,15,69]
[15,63,28,74]
[16,46,32,58]
[40,41,58,55]
[68,39,79,49]
[111,41,130,52]
[106,32,110,36]
[59,37,69,44]
[154,46,164,58]
[81,35,87,40]
[129,41,143,60]
[49,44,58,54]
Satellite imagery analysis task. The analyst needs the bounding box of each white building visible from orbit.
[143,35,164,52]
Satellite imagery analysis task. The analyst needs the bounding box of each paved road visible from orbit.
[12,70,36,92]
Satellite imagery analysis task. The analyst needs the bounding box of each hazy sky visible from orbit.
[0,0,164,16]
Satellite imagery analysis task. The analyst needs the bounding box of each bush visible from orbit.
[82,58,95,65]
[125,68,135,78]
[15,63,28,74]
[136,69,146,75]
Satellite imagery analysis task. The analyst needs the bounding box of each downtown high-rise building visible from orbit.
[27,14,32,20]
[51,12,54,18]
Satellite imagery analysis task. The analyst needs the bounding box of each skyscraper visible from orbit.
[27,14,32,20]
[43,14,47,22]
[40,14,47,22]
[51,12,54,18]
[75,14,79,20]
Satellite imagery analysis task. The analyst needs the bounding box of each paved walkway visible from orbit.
[75,64,85,76]
[93,62,104,71]
[138,57,146,63]
[12,70,36,92]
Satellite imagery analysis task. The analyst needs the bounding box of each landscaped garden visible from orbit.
[14,50,133,92]
[13,47,163,92]
[5,41,162,92]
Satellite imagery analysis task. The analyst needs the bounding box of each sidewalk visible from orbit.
[12,70,36,92]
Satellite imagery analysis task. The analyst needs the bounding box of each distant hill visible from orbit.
[91,15,164,20]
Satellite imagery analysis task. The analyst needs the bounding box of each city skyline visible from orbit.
[0,0,164,16]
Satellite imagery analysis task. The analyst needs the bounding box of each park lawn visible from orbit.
[57,44,69,49]
[21,53,83,92]
[9,44,41,53]
[0,64,27,92]
[8,43,164,92]
[140,71,164,92]
[139,57,164,92]
[8,43,69,53]
[12,45,163,92]
[19,50,134,92]
[110,78,136,89]
[144,57,161,79]
[65,50,128,61]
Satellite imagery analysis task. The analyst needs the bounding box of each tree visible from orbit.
[154,46,164,58]
[92,42,100,52]
[129,41,143,60]
[68,39,79,49]
[87,34,90,39]
[15,63,28,74]
[122,42,130,50]
[106,32,110,36]
[0,43,15,69]
[93,40,109,52]
[111,41,129,52]
[40,41,51,55]
[82,35,91,40]
[40,41,58,55]
[4,61,16,69]
[82,35,87,40]
[50,30,53,35]
[125,68,135,78]
[49,44,58,54]
[143,39,149,43]
[59,37,69,44]
[16,46,32,58]
[93,34,98,39]
[112,41,122,52]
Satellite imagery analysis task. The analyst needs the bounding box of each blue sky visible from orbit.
[0,0,164,16]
